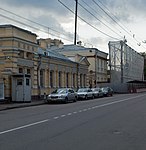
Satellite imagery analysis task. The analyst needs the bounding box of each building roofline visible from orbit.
[63,44,108,55]
[0,24,37,37]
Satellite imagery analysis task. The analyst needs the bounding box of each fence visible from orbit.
[98,81,146,94]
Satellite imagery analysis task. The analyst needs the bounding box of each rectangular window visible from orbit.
[40,69,44,87]
[19,68,23,73]
[27,45,29,50]
[59,71,62,87]
[73,73,75,87]
[26,52,32,60]
[26,78,30,86]
[18,42,20,48]
[19,51,24,58]
[23,44,25,49]
[66,73,69,87]
[50,71,53,88]
[83,74,86,87]
[27,69,31,74]
[17,79,23,85]
[80,74,82,87]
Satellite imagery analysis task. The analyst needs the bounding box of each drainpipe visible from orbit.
[95,50,97,87]
[37,54,41,99]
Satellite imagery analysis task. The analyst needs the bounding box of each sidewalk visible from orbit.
[0,100,45,111]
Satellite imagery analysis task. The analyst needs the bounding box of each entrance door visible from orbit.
[25,78,31,101]
[16,78,24,102]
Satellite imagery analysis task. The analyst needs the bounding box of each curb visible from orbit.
[0,101,45,111]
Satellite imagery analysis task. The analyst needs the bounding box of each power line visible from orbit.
[78,1,123,38]
[58,0,120,40]
[92,0,132,38]
[0,7,73,39]
[0,7,73,43]
[96,0,146,50]
[0,14,73,43]
[80,0,123,35]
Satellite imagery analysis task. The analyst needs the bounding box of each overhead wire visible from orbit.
[0,7,73,39]
[58,0,120,40]
[92,0,132,37]
[78,1,123,38]
[0,8,73,43]
[93,0,146,50]
[80,0,123,35]
[96,0,141,43]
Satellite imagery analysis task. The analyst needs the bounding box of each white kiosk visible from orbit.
[12,74,31,102]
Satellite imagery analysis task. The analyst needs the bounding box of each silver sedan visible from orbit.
[77,88,94,100]
[47,88,77,103]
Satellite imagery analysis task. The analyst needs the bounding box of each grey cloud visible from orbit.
[1,0,74,17]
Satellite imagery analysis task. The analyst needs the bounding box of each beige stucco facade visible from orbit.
[52,45,108,88]
[0,25,89,101]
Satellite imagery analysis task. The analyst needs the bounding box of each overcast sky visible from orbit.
[0,0,146,53]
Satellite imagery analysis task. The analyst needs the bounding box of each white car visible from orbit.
[91,88,103,98]
[47,88,77,103]
[77,88,94,100]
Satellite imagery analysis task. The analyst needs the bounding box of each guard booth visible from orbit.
[12,74,31,102]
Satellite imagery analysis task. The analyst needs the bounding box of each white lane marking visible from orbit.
[92,94,146,109]
[83,109,87,112]
[73,111,77,114]
[61,114,66,118]
[54,116,59,119]
[92,106,96,109]
[67,113,72,116]
[0,119,49,135]
[0,94,145,136]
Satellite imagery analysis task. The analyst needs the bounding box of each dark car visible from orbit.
[101,87,113,96]
[47,88,77,103]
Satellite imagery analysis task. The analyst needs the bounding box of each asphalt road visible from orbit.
[0,93,146,150]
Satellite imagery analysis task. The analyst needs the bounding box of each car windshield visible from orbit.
[52,89,67,94]
[101,87,108,92]
[78,88,88,92]
[92,88,100,91]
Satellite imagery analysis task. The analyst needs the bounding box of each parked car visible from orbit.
[47,88,77,103]
[101,87,113,96]
[77,88,94,100]
[91,88,103,98]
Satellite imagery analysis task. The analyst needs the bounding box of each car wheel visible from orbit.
[92,95,94,99]
[73,97,77,102]
[65,97,68,103]
[85,95,88,100]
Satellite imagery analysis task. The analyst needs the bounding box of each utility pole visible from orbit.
[120,41,124,83]
[74,0,78,45]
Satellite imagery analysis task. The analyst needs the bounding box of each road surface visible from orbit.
[0,93,146,150]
